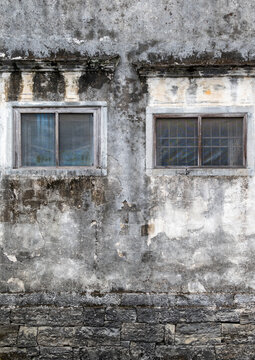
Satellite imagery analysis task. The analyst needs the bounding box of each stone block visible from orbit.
[11,306,46,325]
[121,323,164,342]
[78,326,120,346]
[175,294,233,307]
[39,347,73,360]
[175,323,221,345]
[155,345,216,359]
[0,347,28,360]
[18,326,37,347]
[215,308,240,323]
[81,293,121,306]
[78,347,130,360]
[130,342,155,359]
[83,307,105,326]
[180,308,215,323]
[0,325,19,346]
[215,345,255,359]
[234,294,255,306]
[240,309,255,324]
[137,308,160,324]
[222,323,255,344]
[0,307,10,325]
[121,294,168,307]
[11,306,83,326]
[165,324,175,345]
[159,309,180,324]
[105,307,136,323]
[137,308,180,324]
[38,327,77,346]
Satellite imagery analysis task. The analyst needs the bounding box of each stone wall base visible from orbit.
[0,292,255,359]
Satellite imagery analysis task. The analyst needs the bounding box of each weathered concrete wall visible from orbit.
[1,0,255,358]
[0,0,254,62]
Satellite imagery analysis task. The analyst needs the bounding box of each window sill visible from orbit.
[3,167,107,178]
[146,167,253,177]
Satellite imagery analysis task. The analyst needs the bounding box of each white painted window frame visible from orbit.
[146,106,254,176]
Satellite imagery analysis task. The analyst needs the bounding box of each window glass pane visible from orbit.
[59,113,93,166]
[202,118,243,166]
[21,113,55,166]
[156,118,198,166]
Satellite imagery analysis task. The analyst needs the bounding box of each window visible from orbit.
[14,107,103,168]
[155,115,246,168]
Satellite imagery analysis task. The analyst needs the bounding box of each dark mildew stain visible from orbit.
[33,71,65,101]
[78,71,110,93]
[6,71,23,101]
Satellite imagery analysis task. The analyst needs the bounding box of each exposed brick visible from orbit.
[121,323,164,342]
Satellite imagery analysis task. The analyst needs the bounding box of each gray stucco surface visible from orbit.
[1,1,255,358]
[0,0,254,294]
[0,0,254,62]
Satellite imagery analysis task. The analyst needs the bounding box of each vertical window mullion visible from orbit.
[243,114,247,167]
[198,116,202,167]
[93,110,98,167]
[18,112,22,168]
[55,112,59,167]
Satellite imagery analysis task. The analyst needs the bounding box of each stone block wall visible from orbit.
[0,292,255,359]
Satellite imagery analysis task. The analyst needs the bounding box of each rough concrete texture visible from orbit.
[0,0,255,357]
[0,0,254,63]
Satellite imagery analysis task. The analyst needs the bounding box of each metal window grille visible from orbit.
[155,114,246,168]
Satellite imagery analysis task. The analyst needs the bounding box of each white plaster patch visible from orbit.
[4,253,17,262]
[148,76,255,108]
[188,281,206,293]
[63,72,81,101]
[100,36,111,42]
[7,278,25,292]
[20,72,34,101]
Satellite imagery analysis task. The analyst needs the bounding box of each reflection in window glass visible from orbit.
[21,113,55,166]
[156,118,198,166]
[59,113,94,166]
[202,118,243,166]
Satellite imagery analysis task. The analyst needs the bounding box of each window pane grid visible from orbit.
[20,111,95,167]
[202,118,243,166]
[155,116,245,168]
[156,118,198,166]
